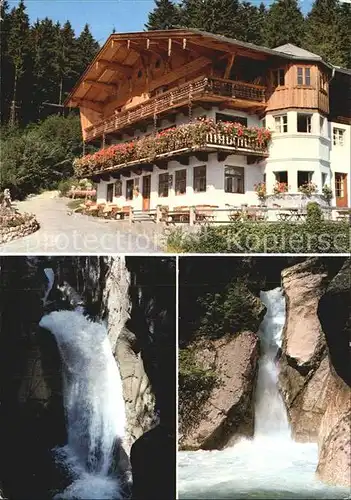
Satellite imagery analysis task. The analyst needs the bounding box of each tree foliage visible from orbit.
[304,0,348,66]
[146,0,180,30]
[146,0,350,67]
[0,115,83,199]
[262,0,304,48]
[1,1,99,126]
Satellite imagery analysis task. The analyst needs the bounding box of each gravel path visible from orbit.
[0,194,163,253]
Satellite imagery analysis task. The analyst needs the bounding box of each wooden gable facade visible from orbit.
[65,29,348,143]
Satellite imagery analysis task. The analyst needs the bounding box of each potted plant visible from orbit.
[322,184,333,205]
[298,182,318,196]
[254,182,266,203]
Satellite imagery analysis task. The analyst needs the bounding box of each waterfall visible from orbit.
[178,286,349,499]
[254,288,290,438]
[39,308,126,499]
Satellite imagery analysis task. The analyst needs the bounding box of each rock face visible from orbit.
[316,370,351,487]
[316,259,351,487]
[117,327,156,454]
[279,259,331,441]
[180,331,259,450]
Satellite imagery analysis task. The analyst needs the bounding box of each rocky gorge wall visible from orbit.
[279,258,350,486]
[0,256,175,499]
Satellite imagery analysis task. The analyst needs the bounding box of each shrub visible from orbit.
[322,185,333,204]
[57,178,75,197]
[306,201,323,223]
[196,279,263,339]
[167,221,350,253]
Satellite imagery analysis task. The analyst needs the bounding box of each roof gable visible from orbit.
[273,43,322,61]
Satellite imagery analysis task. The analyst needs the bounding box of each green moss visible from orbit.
[179,347,218,437]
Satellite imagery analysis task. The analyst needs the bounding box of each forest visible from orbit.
[1,0,350,199]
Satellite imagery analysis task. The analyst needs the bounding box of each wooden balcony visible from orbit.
[84,77,267,142]
[75,124,270,179]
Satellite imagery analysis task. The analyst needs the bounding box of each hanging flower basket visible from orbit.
[73,118,272,178]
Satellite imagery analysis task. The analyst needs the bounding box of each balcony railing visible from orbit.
[85,77,267,142]
[205,132,266,154]
[75,120,271,178]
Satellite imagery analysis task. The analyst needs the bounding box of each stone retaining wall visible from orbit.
[0,217,39,244]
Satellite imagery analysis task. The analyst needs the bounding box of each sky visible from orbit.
[8,0,316,45]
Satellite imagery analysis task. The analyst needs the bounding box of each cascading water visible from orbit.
[254,288,290,439]
[178,287,349,499]
[39,269,127,500]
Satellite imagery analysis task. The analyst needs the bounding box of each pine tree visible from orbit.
[262,0,304,48]
[336,3,351,69]
[197,0,242,38]
[6,0,31,125]
[58,21,80,104]
[179,0,204,29]
[146,0,180,30]
[237,2,266,45]
[0,0,13,123]
[304,0,345,67]
[31,19,61,120]
[76,24,99,77]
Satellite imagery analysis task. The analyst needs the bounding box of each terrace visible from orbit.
[84,76,267,142]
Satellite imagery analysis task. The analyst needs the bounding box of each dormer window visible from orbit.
[297,67,311,86]
[272,68,285,87]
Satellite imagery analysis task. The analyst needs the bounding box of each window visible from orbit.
[126,179,134,200]
[261,118,266,129]
[274,114,288,133]
[298,171,313,187]
[272,68,285,87]
[175,169,187,195]
[114,180,122,197]
[297,114,312,133]
[216,113,247,126]
[224,166,245,194]
[322,173,327,186]
[333,128,345,146]
[193,165,206,192]
[158,173,169,197]
[106,183,114,203]
[275,171,288,184]
[297,67,311,86]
